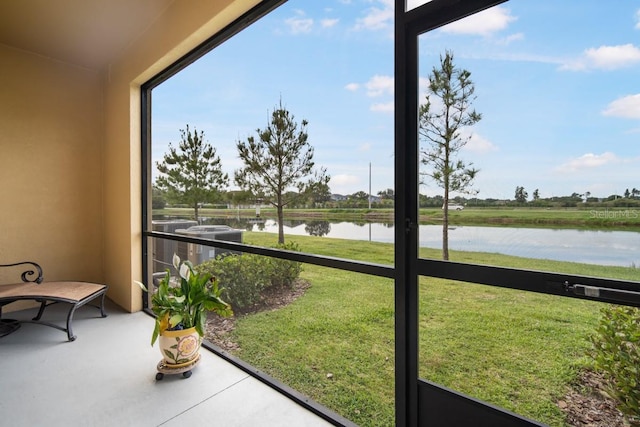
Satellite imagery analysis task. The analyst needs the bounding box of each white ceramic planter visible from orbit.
[158,326,202,366]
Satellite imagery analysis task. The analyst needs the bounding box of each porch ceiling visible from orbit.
[0,0,174,69]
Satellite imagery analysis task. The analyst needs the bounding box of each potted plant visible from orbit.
[138,254,232,368]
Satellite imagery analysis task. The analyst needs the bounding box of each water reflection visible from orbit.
[155,216,639,267]
[421,226,639,267]
[305,220,331,237]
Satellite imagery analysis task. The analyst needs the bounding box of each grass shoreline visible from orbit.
[155,207,640,229]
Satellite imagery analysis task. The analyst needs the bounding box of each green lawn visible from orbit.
[424,206,640,228]
[218,232,638,426]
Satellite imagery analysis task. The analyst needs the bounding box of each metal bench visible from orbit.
[0,261,108,341]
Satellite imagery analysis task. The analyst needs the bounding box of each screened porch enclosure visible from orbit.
[142,1,640,426]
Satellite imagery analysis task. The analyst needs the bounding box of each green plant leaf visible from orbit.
[169,314,182,327]
[151,322,160,346]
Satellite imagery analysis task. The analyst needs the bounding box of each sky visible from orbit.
[152,0,640,200]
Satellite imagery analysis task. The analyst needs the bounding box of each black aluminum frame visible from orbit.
[398,1,639,426]
[141,1,640,426]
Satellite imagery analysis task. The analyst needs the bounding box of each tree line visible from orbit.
[155,99,329,244]
[155,51,479,258]
[512,186,640,206]
[155,51,635,259]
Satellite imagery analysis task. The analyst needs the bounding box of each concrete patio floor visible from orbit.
[0,300,338,427]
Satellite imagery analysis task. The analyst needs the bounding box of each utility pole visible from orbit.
[369,162,372,209]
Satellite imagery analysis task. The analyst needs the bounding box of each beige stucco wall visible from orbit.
[1,1,260,313]
[0,45,103,301]
[103,0,260,312]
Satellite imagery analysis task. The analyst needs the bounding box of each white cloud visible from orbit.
[321,18,339,28]
[359,143,372,152]
[556,152,619,173]
[354,0,393,31]
[331,174,361,189]
[496,32,524,46]
[463,133,498,153]
[602,94,640,119]
[625,127,640,134]
[365,75,394,97]
[418,76,430,100]
[585,44,640,69]
[636,9,640,30]
[560,44,640,71]
[285,10,313,34]
[370,102,394,113]
[558,59,583,71]
[440,6,517,36]
[346,75,394,112]
[345,82,360,91]
[348,75,394,112]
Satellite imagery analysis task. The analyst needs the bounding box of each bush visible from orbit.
[268,241,303,289]
[195,241,303,311]
[589,305,640,424]
[197,254,269,311]
[151,195,166,209]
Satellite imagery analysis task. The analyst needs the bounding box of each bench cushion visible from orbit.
[0,281,105,302]
[0,281,108,341]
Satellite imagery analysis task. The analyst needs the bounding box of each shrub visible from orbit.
[197,254,269,311]
[151,196,166,209]
[268,241,303,289]
[589,304,640,424]
[195,241,303,311]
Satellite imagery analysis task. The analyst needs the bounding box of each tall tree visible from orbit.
[235,100,329,244]
[515,186,528,203]
[226,189,253,207]
[377,188,395,200]
[533,188,540,201]
[156,125,228,220]
[302,171,332,208]
[419,51,481,260]
[152,185,167,209]
[351,191,370,201]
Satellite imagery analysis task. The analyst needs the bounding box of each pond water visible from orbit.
[165,217,640,268]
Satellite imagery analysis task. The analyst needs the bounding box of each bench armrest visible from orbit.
[0,261,44,284]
